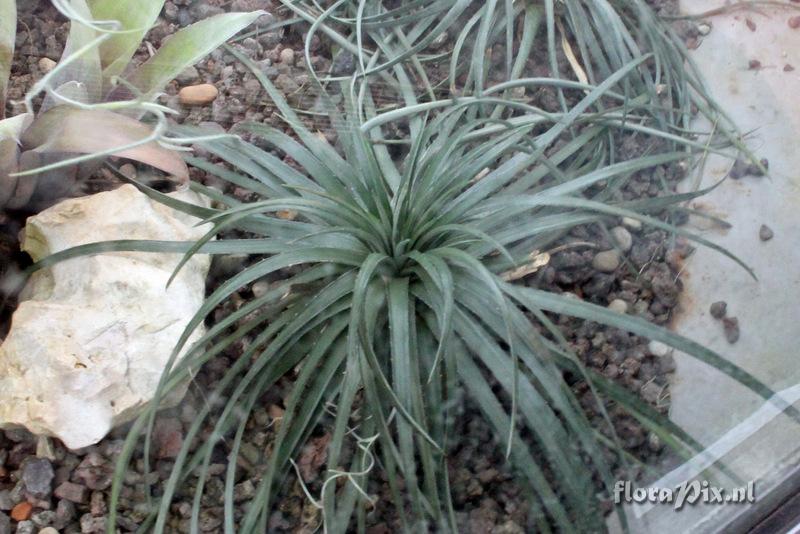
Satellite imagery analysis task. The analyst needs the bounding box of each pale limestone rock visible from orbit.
[0,185,211,449]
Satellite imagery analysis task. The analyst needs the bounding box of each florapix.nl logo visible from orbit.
[613,480,756,510]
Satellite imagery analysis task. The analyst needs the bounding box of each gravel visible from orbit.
[759,224,774,241]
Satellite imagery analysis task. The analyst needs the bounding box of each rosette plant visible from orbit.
[25,1,791,532]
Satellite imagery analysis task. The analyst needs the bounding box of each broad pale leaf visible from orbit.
[21,106,188,182]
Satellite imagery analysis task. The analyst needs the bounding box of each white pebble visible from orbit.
[607,299,628,314]
[592,250,620,273]
[648,340,672,358]
[622,217,643,231]
[252,280,270,298]
[611,226,633,252]
[38,57,57,73]
[279,48,295,64]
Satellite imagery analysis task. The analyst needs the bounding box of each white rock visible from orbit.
[610,226,633,252]
[648,340,673,358]
[279,47,295,65]
[38,57,57,73]
[607,299,629,314]
[592,250,620,272]
[622,217,643,232]
[0,185,211,449]
[252,280,270,298]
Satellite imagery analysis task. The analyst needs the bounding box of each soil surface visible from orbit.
[0,1,712,532]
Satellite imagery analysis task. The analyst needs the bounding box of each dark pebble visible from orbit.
[730,157,768,179]
[53,499,76,529]
[0,490,12,511]
[709,301,727,319]
[759,224,774,241]
[21,458,54,498]
[723,317,740,344]
[54,481,88,504]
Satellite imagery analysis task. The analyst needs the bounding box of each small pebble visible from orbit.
[592,250,620,273]
[37,57,56,73]
[610,226,633,252]
[696,22,712,35]
[21,458,54,499]
[152,418,183,460]
[0,490,13,511]
[14,520,34,534]
[276,210,297,220]
[38,528,59,534]
[35,437,55,461]
[723,317,740,344]
[53,482,87,504]
[178,83,219,106]
[659,354,677,374]
[30,510,55,527]
[759,224,774,241]
[10,502,32,522]
[648,340,672,358]
[607,299,628,314]
[233,480,256,503]
[621,217,642,231]
[175,65,199,85]
[279,48,295,64]
[641,382,663,404]
[709,301,727,319]
[790,15,800,29]
[647,432,663,452]
[118,163,137,179]
[0,513,8,534]
[730,157,767,179]
[54,500,75,529]
[252,280,270,298]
